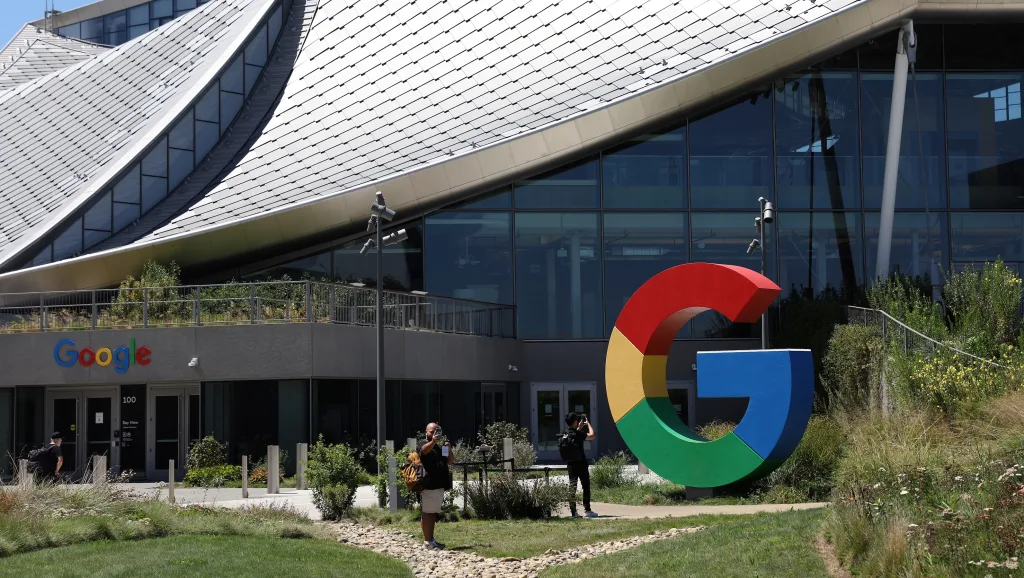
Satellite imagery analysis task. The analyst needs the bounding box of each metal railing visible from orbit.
[0,281,516,339]
[846,305,1004,368]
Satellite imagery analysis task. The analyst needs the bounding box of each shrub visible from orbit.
[184,465,242,487]
[186,436,227,471]
[478,421,530,453]
[375,444,417,509]
[590,451,635,489]
[248,466,284,485]
[466,474,574,520]
[756,415,846,500]
[944,260,1022,357]
[306,436,363,519]
[821,324,883,412]
[511,439,537,469]
[695,420,735,441]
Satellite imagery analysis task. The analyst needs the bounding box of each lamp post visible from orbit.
[746,196,775,350]
[360,192,408,468]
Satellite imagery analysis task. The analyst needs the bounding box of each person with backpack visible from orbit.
[416,422,453,549]
[560,412,597,518]
[28,432,64,483]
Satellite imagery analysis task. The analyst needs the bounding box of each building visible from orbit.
[0,0,1019,479]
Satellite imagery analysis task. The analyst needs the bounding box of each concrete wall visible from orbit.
[0,323,522,386]
[520,339,754,455]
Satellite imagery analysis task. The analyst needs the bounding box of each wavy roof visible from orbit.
[143,0,860,241]
[0,25,109,91]
[0,0,270,256]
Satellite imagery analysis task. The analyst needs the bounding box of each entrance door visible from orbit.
[667,380,696,428]
[531,382,597,461]
[46,389,118,480]
[148,385,200,481]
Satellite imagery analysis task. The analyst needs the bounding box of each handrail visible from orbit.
[847,305,1004,369]
[0,280,517,339]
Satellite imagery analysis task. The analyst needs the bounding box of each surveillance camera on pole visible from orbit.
[746,238,761,255]
[383,229,408,246]
[746,196,776,350]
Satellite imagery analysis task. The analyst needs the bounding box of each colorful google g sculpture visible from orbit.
[606,263,814,488]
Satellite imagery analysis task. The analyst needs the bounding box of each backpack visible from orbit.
[400,451,428,493]
[26,445,48,472]
[558,430,584,462]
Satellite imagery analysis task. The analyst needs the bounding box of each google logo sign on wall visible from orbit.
[606,263,814,489]
[54,338,151,374]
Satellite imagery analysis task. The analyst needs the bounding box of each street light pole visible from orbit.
[360,192,408,468]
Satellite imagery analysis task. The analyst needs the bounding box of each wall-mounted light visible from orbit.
[508,364,519,372]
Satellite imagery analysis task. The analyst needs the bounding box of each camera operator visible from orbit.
[562,412,597,518]
[416,422,454,549]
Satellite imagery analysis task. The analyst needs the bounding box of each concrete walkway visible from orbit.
[119,482,828,521]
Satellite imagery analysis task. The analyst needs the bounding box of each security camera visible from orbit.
[383,229,408,246]
[746,239,761,255]
[508,364,519,372]
[375,191,386,206]
[763,201,775,224]
[188,357,199,368]
[359,238,375,255]
[366,215,377,232]
[371,203,396,221]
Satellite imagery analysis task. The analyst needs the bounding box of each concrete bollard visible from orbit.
[267,446,280,495]
[93,455,107,486]
[18,459,30,489]
[296,443,308,491]
[503,437,514,471]
[168,459,175,504]
[638,462,650,475]
[387,456,398,513]
[406,438,417,454]
[241,455,249,499]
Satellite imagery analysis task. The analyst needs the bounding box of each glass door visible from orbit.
[531,383,597,461]
[84,391,118,479]
[50,394,79,477]
[667,381,696,428]
[148,385,199,481]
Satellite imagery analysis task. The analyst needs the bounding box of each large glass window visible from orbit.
[865,212,948,279]
[454,190,511,210]
[951,212,1024,263]
[514,213,602,339]
[424,212,513,304]
[513,159,599,209]
[776,72,861,210]
[944,24,1024,70]
[602,127,685,209]
[858,24,943,70]
[689,94,774,209]
[104,11,128,45]
[248,251,330,280]
[689,213,769,338]
[333,223,424,291]
[947,73,1024,209]
[603,213,687,335]
[778,212,862,298]
[313,379,361,446]
[80,18,102,42]
[861,72,946,209]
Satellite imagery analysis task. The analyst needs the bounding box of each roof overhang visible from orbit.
[2,0,1021,293]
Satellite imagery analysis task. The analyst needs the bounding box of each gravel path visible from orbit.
[328,521,704,578]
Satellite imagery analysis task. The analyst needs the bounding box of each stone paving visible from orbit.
[329,520,704,578]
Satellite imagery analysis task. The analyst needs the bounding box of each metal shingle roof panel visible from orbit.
[0,0,269,254]
[0,25,109,91]
[115,0,857,242]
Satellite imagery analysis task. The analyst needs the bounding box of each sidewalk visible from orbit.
[120,482,828,521]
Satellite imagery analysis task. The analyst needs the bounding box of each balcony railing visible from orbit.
[0,281,517,339]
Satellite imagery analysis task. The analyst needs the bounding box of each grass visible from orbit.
[539,509,828,578]
[0,534,412,577]
[380,514,744,558]
[590,482,688,506]
[0,483,320,558]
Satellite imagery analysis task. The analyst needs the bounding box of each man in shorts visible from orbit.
[417,422,454,549]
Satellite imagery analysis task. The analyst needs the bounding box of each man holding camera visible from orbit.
[561,412,597,518]
[417,422,454,549]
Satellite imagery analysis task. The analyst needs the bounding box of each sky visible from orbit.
[1,1,92,49]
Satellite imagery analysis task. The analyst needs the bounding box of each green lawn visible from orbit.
[0,535,412,578]
[540,509,828,578]
[387,516,722,558]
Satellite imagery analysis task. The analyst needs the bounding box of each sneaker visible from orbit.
[570,512,581,518]
[424,539,446,550]
[584,511,598,518]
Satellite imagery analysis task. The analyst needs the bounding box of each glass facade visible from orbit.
[58,0,215,45]
[28,4,284,267]
[30,23,1024,341]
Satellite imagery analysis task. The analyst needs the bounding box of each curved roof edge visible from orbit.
[0,0,282,270]
[0,25,109,91]
[0,0,1016,293]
